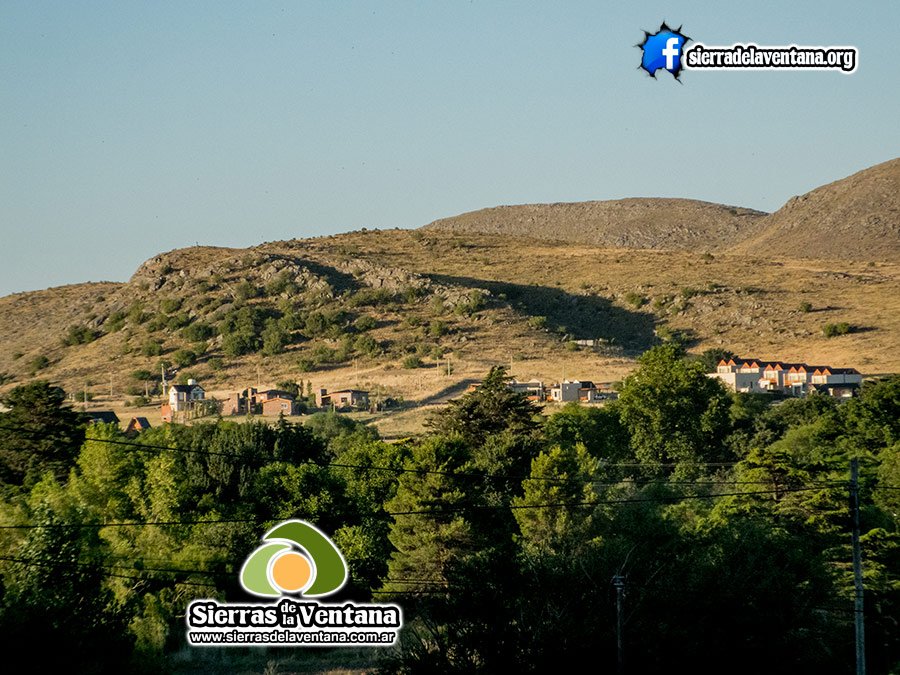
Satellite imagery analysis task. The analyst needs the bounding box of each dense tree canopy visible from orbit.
[0,363,897,673]
[0,381,85,489]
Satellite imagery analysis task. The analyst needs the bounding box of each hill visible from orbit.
[730,158,900,261]
[425,159,900,262]
[1,159,898,434]
[424,198,767,252]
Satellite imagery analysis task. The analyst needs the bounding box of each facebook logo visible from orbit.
[638,23,690,79]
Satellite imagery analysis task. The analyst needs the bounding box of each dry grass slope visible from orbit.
[730,158,900,261]
[0,159,898,433]
[425,198,767,252]
[425,158,900,263]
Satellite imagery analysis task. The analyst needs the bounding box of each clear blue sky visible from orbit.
[1,1,898,297]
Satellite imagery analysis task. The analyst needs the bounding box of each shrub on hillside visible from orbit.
[62,325,99,346]
[624,292,646,309]
[403,355,424,369]
[822,322,852,338]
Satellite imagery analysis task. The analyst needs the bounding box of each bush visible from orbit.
[345,288,396,308]
[104,311,127,332]
[565,341,580,352]
[624,292,646,309]
[354,334,382,357]
[402,355,424,369]
[822,322,852,338]
[799,301,813,313]
[656,325,687,346]
[265,271,298,297]
[429,296,447,316]
[131,369,152,382]
[219,306,273,355]
[171,349,197,368]
[165,313,191,330]
[680,287,699,300]
[261,318,290,356]
[297,358,315,373]
[354,315,377,332]
[62,324,99,346]
[182,322,215,342]
[159,298,182,314]
[29,355,50,373]
[141,341,164,357]
[528,316,548,330]
[207,357,224,371]
[428,320,448,337]
[74,391,94,402]
[127,303,148,324]
[234,280,260,302]
[222,332,256,357]
[455,290,486,316]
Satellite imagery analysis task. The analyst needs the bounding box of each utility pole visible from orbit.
[83,382,88,411]
[612,574,626,675]
[161,364,167,397]
[850,458,866,675]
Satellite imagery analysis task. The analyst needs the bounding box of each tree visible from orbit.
[0,500,131,672]
[543,402,630,463]
[513,443,601,555]
[617,344,732,476]
[427,366,540,444]
[696,347,736,373]
[0,382,85,489]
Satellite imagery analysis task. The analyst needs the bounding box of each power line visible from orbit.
[0,485,842,530]
[0,422,849,486]
[0,556,219,588]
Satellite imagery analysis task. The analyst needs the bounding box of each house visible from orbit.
[86,411,120,425]
[316,388,369,410]
[261,396,300,416]
[125,417,151,436]
[507,379,546,401]
[712,357,863,398]
[550,380,586,403]
[223,387,258,416]
[168,379,205,411]
[810,367,862,386]
[224,387,302,416]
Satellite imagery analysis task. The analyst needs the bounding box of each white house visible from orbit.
[168,379,205,412]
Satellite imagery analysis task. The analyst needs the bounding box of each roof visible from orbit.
[170,383,203,393]
[329,389,369,395]
[87,411,120,424]
[262,389,295,400]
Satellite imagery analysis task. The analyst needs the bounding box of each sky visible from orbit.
[1,1,898,297]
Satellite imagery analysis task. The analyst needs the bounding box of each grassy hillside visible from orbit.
[425,198,767,251]
[730,157,900,261]
[1,159,898,430]
[1,228,897,434]
[426,159,900,262]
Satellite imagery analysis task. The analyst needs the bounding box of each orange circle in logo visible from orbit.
[271,551,312,593]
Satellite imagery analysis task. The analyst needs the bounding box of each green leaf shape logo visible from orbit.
[239,520,348,598]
